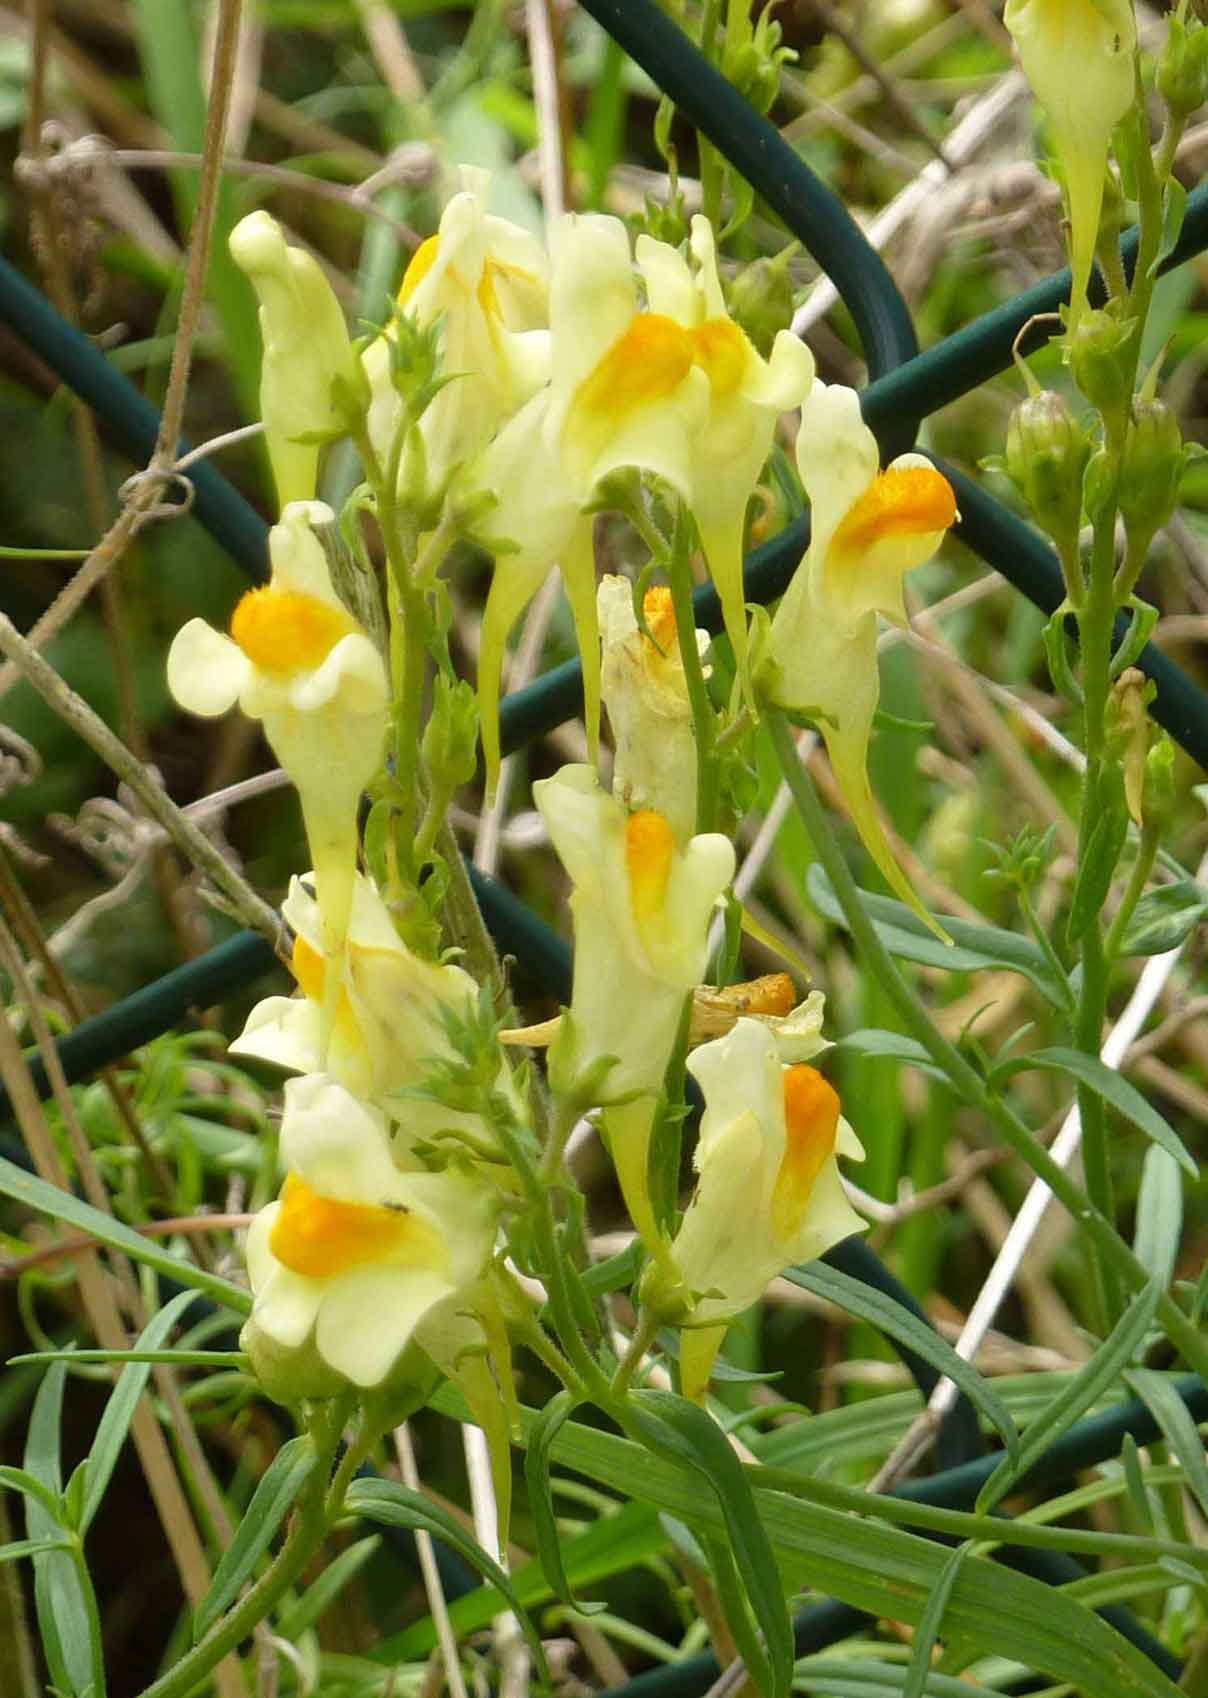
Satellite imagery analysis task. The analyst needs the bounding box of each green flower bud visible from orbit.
[1158,15,1208,119]
[1005,390,1090,543]
[1067,306,1137,413]
[421,674,479,793]
[1106,667,1155,826]
[1082,444,1116,524]
[1119,397,1185,549]
[240,1316,346,1407]
[726,249,795,359]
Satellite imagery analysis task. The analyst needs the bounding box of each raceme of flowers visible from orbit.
[161,166,974,1411]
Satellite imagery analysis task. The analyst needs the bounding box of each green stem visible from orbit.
[765,709,1208,1384]
[135,1426,339,1698]
[670,506,720,833]
[1018,887,1075,1016]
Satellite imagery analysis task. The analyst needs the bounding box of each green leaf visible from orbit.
[0,1155,252,1316]
[420,1386,1183,1698]
[1118,880,1208,955]
[995,1048,1196,1177]
[0,1464,66,1526]
[806,867,1068,1007]
[80,1289,200,1534]
[276,1535,381,1642]
[976,1281,1162,1514]
[524,1391,602,1613]
[380,1500,665,1660]
[193,1435,317,1641]
[783,1264,1019,1466]
[1150,176,1188,278]
[0,1538,69,1563]
[796,1660,1004,1697]
[904,1541,972,1698]
[629,1389,793,1698]
[23,1365,101,1698]
[834,1029,943,1073]
[346,1477,549,1681]
[1066,806,1128,943]
[10,1349,248,1370]
[1133,1146,1183,1289]
[1124,1367,1208,1522]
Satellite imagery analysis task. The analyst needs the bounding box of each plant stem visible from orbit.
[134,1423,340,1698]
[670,506,719,833]
[765,709,1208,1384]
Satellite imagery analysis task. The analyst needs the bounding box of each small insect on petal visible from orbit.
[269,1172,437,1278]
[830,466,957,560]
[625,808,676,925]
[230,587,356,676]
[771,1065,840,1240]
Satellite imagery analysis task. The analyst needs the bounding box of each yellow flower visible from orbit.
[1004,0,1136,328]
[167,502,388,960]
[672,1017,864,1401]
[635,215,814,698]
[599,576,709,844]
[229,212,367,507]
[533,764,734,1251]
[471,213,711,797]
[244,1074,496,1388]
[362,165,550,504]
[767,383,956,926]
[232,872,512,1160]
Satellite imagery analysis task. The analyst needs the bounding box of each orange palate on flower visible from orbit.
[829,466,957,559]
[625,808,676,924]
[771,1065,840,1240]
[642,585,679,653]
[689,318,748,397]
[398,234,441,306]
[269,1172,422,1278]
[230,587,356,676]
[574,313,694,421]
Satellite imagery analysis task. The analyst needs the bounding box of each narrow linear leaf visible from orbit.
[0,1465,67,1526]
[807,865,1068,1007]
[629,1389,793,1698]
[10,1349,248,1370]
[976,1280,1162,1513]
[194,1435,317,1641]
[276,1535,381,1642]
[346,1477,548,1681]
[525,1391,601,1613]
[835,1029,946,1076]
[1133,1146,1183,1289]
[1125,1367,1208,1522]
[903,1541,972,1698]
[784,1263,1019,1466]
[701,1528,777,1698]
[0,1538,69,1562]
[998,1049,1196,1177]
[1066,806,1128,943]
[0,1154,252,1315]
[82,1288,200,1533]
[796,1659,1004,1697]
[24,1365,101,1698]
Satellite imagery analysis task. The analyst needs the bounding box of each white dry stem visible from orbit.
[462,1423,529,1698]
[395,1425,471,1698]
[883,848,1208,1482]
[526,0,566,221]
[792,69,1026,335]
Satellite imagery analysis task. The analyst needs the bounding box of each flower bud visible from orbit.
[1119,397,1185,549]
[1158,15,1208,119]
[1067,306,1137,414]
[240,1316,346,1406]
[1142,733,1177,834]
[1005,389,1090,544]
[1107,667,1155,826]
[230,211,369,507]
[421,674,479,793]
[726,249,796,360]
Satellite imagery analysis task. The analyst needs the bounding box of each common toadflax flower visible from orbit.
[362,164,550,505]
[232,871,512,1159]
[229,212,367,507]
[599,575,708,844]
[243,1074,497,1389]
[767,382,957,927]
[533,764,734,1253]
[1003,0,1136,330]
[167,502,388,964]
[672,1017,864,1401]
